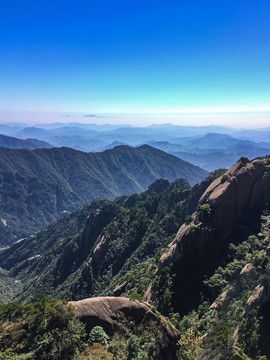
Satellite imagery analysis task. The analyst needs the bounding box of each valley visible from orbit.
[0,144,207,246]
[1,155,270,359]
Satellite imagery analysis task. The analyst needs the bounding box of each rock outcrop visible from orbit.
[146,157,270,313]
[243,282,270,316]
[70,296,180,360]
[239,263,257,286]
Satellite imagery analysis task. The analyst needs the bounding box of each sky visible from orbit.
[0,0,269,127]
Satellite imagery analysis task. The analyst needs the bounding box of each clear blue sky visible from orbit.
[0,0,269,125]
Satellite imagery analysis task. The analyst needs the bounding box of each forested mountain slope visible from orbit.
[0,144,207,246]
[0,177,195,303]
[0,171,223,302]
[2,157,270,358]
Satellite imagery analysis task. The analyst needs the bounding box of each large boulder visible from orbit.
[70,296,180,360]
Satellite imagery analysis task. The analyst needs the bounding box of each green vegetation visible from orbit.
[0,268,22,303]
[0,296,176,360]
[107,317,167,360]
[88,326,110,347]
[170,212,270,359]
[0,295,86,360]
[221,174,229,183]
[2,158,270,359]
[0,177,194,303]
[78,343,113,360]
[185,214,193,223]
[0,145,207,246]
[196,203,212,220]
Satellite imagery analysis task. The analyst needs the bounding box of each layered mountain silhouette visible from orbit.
[0,144,207,246]
[0,134,53,150]
[148,133,270,171]
[1,123,270,171]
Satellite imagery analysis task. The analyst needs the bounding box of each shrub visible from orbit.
[78,343,113,360]
[221,174,229,183]
[204,272,228,296]
[0,296,86,360]
[89,326,110,348]
[185,215,193,224]
[0,349,19,360]
[213,326,233,349]
[128,292,143,301]
[197,203,211,213]
[235,242,249,259]
[197,203,212,220]
[247,235,259,248]
[240,308,261,357]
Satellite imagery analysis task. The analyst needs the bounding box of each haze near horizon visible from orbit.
[0,0,269,127]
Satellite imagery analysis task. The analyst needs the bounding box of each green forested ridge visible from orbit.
[0,199,107,271]
[0,144,207,246]
[2,158,270,359]
[0,171,222,305]
[0,177,196,303]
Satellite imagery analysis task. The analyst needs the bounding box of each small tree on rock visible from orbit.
[89,326,110,348]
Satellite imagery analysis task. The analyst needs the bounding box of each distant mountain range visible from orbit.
[0,134,53,150]
[147,133,270,170]
[0,144,207,246]
[0,123,270,170]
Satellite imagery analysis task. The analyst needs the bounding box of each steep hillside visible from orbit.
[0,295,179,360]
[2,157,270,358]
[145,156,270,359]
[0,177,195,303]
[147,156,270,311]
[0,145,207,246]
[0,171,222,304]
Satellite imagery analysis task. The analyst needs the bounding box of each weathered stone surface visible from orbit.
[163,157,269,271]
[113,281,128,296]
[239,263,257,286]
[70,296,180,360]
[210,291,229,310]
[243,282,270,316]
[146,157,270,310]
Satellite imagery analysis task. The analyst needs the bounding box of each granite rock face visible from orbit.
[200,157,270,228]
[71,296,180,360]
[146,157,270,312]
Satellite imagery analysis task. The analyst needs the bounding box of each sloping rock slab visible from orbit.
[70,296,179,360]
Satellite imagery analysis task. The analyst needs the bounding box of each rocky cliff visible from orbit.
[146,156,270,313]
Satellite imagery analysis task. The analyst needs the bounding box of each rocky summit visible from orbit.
[146,157,270,312]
